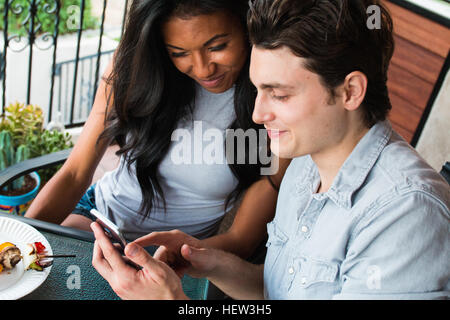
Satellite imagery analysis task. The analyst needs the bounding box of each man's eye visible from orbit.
[209,43,228,52]
[272,95,289,101]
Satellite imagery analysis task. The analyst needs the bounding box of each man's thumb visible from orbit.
[125,243,155,269]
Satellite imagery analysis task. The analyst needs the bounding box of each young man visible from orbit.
[91,0,449,299]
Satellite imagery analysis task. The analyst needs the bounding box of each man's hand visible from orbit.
[91,222,188,300]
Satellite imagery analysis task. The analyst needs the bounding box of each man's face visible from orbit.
[250,46,349,159]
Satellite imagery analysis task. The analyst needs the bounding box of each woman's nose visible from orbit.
[192,52,216,79]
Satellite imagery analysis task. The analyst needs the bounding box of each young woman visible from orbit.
[25,0,289,258]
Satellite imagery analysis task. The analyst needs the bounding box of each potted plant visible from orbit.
[0,102,73,215]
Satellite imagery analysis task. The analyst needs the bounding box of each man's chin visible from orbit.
[270,143,290,159]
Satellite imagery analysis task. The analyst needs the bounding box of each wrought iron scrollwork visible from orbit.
[1,0,61,108]
[5,0,59,52]
[2,0,127,126]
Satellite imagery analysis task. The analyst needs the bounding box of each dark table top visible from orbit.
[0,213,209,300]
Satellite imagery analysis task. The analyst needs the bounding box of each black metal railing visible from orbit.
[54,49,114,127]
[1,0,129,127]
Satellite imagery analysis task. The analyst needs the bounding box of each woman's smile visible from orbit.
[198,73,226,89]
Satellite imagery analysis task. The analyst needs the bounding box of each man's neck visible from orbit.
[312,125,369,194]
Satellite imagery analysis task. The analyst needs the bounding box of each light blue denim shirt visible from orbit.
[264,121,450,300]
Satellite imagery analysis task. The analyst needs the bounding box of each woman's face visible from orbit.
[161,10,248,93]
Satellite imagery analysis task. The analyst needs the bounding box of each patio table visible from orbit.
[0,212,209,300]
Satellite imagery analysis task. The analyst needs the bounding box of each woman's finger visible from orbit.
[133,231,172,248]
[124,243,175,281]
[152,245,169,262]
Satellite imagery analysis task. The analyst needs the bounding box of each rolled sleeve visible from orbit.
[334,190,450,300]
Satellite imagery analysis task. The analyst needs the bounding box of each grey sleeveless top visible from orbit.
[94,84,238,240]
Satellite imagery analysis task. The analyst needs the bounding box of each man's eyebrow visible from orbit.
[166,33,230,50]
[259,82,295,90]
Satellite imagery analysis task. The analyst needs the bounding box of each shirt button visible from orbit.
[288,267,295,274]
[300,277,307,285]
[301,225,309,233]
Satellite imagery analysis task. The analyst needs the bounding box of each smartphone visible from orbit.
[90,208,128,250]
[90,208,142,270]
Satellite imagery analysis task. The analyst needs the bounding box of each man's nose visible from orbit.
[252,93,274,124]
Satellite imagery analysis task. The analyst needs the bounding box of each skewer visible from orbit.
[38,254,76,258]
[33,255,76,269]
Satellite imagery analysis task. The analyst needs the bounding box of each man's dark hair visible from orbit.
[247,0,395,127]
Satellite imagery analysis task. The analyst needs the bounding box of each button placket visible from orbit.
[287,256,305,291]
[297,197,326,239]
[285,255,297,291]
[300,277,308,286]
[298,257,311,289]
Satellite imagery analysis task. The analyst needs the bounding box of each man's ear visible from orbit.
[342,71,368,111]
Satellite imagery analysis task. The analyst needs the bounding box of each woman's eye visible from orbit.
[171,51,187,58]
[209,43,228,52]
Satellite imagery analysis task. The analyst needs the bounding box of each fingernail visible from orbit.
[184,245,192,256]
[126,243,138,257]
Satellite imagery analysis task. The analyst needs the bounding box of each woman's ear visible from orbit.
[342,71,368,111]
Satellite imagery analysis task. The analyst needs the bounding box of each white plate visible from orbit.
[0,216,52,300]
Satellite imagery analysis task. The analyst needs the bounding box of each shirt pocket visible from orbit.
[264,220,289,279]
[290,256,339,294]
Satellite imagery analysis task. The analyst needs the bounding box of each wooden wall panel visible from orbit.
[388,93,423,142]
[387,63,434,110]
[390,36,443,84]
[384,1,450,58]
[382,0,449,143]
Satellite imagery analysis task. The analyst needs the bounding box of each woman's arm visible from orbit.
[201,156,292,258]
[197,248,265,300]
[25,60,115,224]
[135,156,292,271]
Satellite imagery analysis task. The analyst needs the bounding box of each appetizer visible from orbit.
[23,241,52,271]
[0,241,75,273]
[0,242,22,273]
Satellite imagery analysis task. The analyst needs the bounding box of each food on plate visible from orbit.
[23,241,52,271]
[0,242,22,272]
[0,240,75,273]
[0,241,52,272]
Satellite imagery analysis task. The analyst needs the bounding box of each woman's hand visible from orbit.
[133,230,204,278]
[91,222,188,300]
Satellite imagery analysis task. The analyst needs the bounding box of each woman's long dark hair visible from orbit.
[99,0,264,219]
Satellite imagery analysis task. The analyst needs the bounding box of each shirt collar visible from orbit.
[296,120,393,209]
